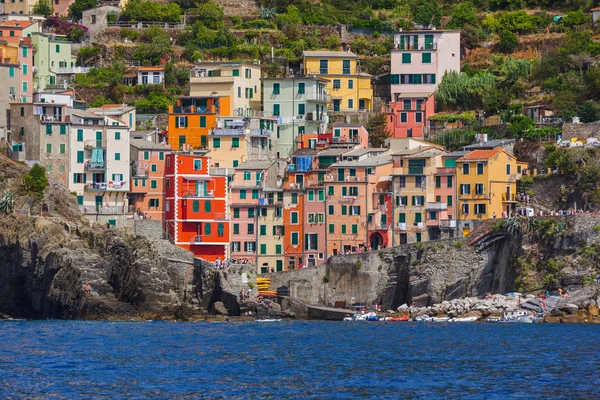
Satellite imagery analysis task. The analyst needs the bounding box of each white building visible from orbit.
[137,67,164,86]
[69,109,131,227]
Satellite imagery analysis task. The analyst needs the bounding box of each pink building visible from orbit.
[386,30,460,139]
[330,124,369,147]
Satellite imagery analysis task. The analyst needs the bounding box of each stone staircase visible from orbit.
[215,0,258,18]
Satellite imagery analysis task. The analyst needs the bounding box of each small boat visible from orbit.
[486,310,534,323]
[431,317,450,322]
[449,316,478,323]
[414,315,432,322]
[343,316,354,321]
[388,316,410,322]
[256,318,282,322]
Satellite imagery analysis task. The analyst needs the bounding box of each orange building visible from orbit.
[167,96,230,151]
[129,139,171,220]
[164,153,229,262]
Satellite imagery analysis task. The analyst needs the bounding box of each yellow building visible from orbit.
[189,62,262,117]
[456,147,525,236]
[302,50,373,112]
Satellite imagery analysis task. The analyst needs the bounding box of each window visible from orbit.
[415,112,423,123]
[329,224,334,234]
[319,60,328,74]
[233,160,239,167]
[328,186,334,196]
[260,225,267,236]
[212,138,220,148]
[415,213,422,223]
[402,53,411,64]
[403,99,411,110]
[400,113,407,123]
[429,211,437,220]
[475,204,487,215]
[46,125,52,135]
[416,233,422,243]
[476,162,484,175]
[291,193,298,204]
[415,176,425,188]
[204,201,211,212]
[351,224,358,234]
[398,176,406,188]
[243,171,251,181]
[447,176,453,188]
[475,183,484,195]
[200,116,206,128]
[328,205,334,215]
[150,180,157,189]
[251,189,259,199]
[240,190,247,199]
[193,159,202,170]
[55,44,60,53]
[272,83,280,95]
[244,241,255,252]
[342,59,351,74]
[350,206,360,216]
[115,153,121,161]
[175,116,188,128]
[308,213,315,224]
[334,128,341,137]
[412,196,425,206]
[396,196,407,206]
[291,212,299,224]
[204,223,211,235]
[416,99,423,110]
[506,164,511,175]
[273,104,280,116]
[232,69,239,77]
[77,151,84,163]
[46,143,51,153]
[348,79,354,89]
[276,244,282,255]
[447,195,453,206]
[9,67,14,77]
[298,103,305,115]
[422,53,431,64]
[248,208,254,218]
[348,99,353,109]
[462,163,470,175]
[349,187,359,196]
[247,224,254,234]
[460,184,470,195]
[390,74,400,84]
[73,173,85,183]
[233,208,240,219]
[341,205,347,215]
[60,144,65,154]
[232,137,239,148]
[318,190,324,201]
[151,164,157,172]
[307,190,314,201]
[22,64,27,75]
[341,225,346,234]
[245,68,251,78]
[305,233,318,250]
[22,47,27,57]
[462,203,470,215]
[298,82,305,94]
[332,79,341,90]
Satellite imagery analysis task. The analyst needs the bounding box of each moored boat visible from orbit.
[485,310,535,323]
[449,316,479,322]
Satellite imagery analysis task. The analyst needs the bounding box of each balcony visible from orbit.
[132,167,148,177]
[369,221,389,230]
[191,235,205,244]
[85,182,127,191]
[182,190,215,198]
[79,205,126,214]
[172,105,217,114]
[440,220,457,228]
[306,112,326,122]
[212,128,244,136]
[324,175,366,183]
[502,193,517,202]
[41,114,64,122]
[84,161,105,171]
[210,167,231,176]
[426,202,447,211]
[307,93,329,103]
[396,43,437,51]
[283,181,304,190]
[84,140,106,150]
[397,222,407,231]
[56,67,90,74]
[408,166,424,174]
[249,129,272,136]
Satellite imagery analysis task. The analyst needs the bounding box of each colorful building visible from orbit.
[0,20,37,102]
[262,76,329,158]
[31,32,77,90]
[455,147,526,236]
[167,95,227,150]
[69,108,131,227]
[129,139,172,220]
[86,104,136,130]
[164,153,229,262]
[325,151,393,254]
[190,62,261,117]
[330,124,369,147]
[302,50,373,112]
[207,116,277,170]
[386,30,460,138]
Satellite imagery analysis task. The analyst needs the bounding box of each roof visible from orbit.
[234,160,274,170]
[343,148,387,158]
[457,148,505,162]
[444,151,470,158]
[463,139,515,150]
[138,67,164,71]
[331,123,364,127]
[0,20,35,28]
[292,148,320,157]
[392,29,461,34]
[303,50,358,58]
[391,146,434,156]
[591,7,600,11]
[71,109,104,120]
[403,147,446,159]
[318,147,352,157]
[130,139,170,150]
[392,91,434,98]
[332,155,393,168]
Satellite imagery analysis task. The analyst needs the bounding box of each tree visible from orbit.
[32,0,54,17]
[366,113,390,148]
[498,29,518,53]
[23,164,49,198]
[578,101,600,123]
[412,1,442,27]
[508,114,534,138]
[275,5,302,28]
[68,0,97,21]
[446,2,477,29]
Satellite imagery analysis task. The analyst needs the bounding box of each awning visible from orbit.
[378,176,392,182]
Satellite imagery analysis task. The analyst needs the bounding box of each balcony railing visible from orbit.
[212,128,244,136]
[426,202,447,211]
[84,162,105,171]
[85,182,127,191]
[408,166,424,174]
[397,222,407,231]
[172,105,217,114]
[182,190,214,198]
[79,205,126,214]
[56,67,91,74]
[369,222,389,230]
[502,193,517,202]
[84,140,106,149]
[210,167,231,176]
[306,112,326,122]
[41,114,64,122]
[249,129,272,136]
[440,220,457,228]
[283,181,304,189]
[324,175,366,183]
[132,168,148,177]
[191,235,205,244]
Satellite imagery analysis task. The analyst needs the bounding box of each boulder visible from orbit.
[397,304,409,312]
[557,303,580,314]
[550,308,564,317]
[588,304,599,317]
[213,301,229,315]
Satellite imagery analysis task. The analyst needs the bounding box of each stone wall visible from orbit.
[561,123,600,141]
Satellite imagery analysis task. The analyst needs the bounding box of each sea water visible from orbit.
[0,320,598,399]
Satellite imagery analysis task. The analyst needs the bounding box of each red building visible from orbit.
[383,94,435,139]
[164,153,229,262]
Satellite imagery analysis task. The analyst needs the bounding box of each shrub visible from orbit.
[23,164,48,198]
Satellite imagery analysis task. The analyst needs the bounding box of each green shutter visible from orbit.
[329,224,334,233]
[60,125,66,135]
[233,208,240,218]
[204,223,211,235]
[399,213,406,223]
[77,151,84,163]
[193,200,199,212]
[204,201,211,212]
[200,116,206,128]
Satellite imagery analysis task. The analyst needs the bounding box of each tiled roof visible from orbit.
[457,148,504,161]
[303,50,358,58]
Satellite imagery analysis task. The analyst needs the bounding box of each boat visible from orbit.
[431,317,450,322]
[414,315,432,322]
[388,316,410,322]
[485,310,535,323]
[449,316,479,323]
[256,318,282,323]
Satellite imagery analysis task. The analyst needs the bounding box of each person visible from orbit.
[596,275,600,284]
[564,290,569,299]
[492,212,497,219]
[270,267,275,273]
[215,257,221,269]
[558,288,563,297]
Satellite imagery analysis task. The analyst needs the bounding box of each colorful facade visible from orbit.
[303,51,373,112]
[164,153,229,262]
[31,32,77,90]
[167,96,227,150]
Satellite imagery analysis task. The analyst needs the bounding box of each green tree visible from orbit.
[366,113,390,148]
[498,29,518,53]
[436,71,496,110]
[578,101,600,123]
[412,1,442,26]
[508,114,534,138]
[68,0,97,20]
[23,164,49,198]
[32,0,54,17]
[122,0,181,22]
[446,2,477,29]
[275,5,302,29]
[193,2,224,29]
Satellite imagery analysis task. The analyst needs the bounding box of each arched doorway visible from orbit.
[370,232,384,250]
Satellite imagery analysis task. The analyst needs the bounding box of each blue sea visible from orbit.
[0,321,598,399]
